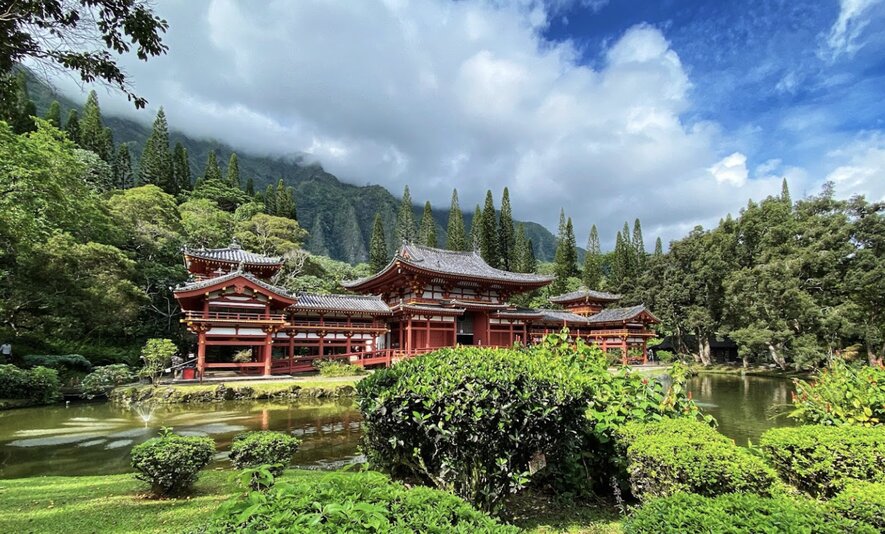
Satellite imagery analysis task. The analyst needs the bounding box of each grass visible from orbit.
[510,492,623,533]
[164,375,364,393]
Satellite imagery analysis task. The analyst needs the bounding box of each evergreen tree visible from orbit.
[419,201,438,247]
[396,185,416,244]
[525,239,537,273]
[583,224,603,289]
[264,184,277,215]
[101,127,115,163]
[245,176,255,196]
[654,236,663,257]
[113,144,133,189]
[552,214,578,293]
[138,108,173,191]
[446,189,467,251]
[203,150,222,182]
[64,109,80,141]
[45,100,61,127]
[480,190,499,267]
[273,178,296,219]
[226,153,240,187]
[513,224,530,272]
[613,230,626,286]
[471,204,483,252]
[79,90,111,160]
[172,142,191,193]
[369,213,388,272]
[497,187,515,270]
[781,177,792,207]
[632,218,646,271]
[5,72,36,134]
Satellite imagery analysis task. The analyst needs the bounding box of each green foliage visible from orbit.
[368,212,388,272]
[471,203,484,252]
[0,364,61,403]
[480,190,499,267]
[759,425,885,497]
[139,338,177,384]
[446,189,467,251]
[206,470,516,533]
[583,224,602,289]
[234,213,308,256]
[21,354,92,386]
[396,185,416,244]
[203,150,222,182]
[80,364,137,399]
[623,492,876,534]
[828,480,885,530]
[789,359,885,426]
[180,198,234,248]
[624,419,777,500]
[419,201,438,247]
[130,428,215,496]
[357,346,591,511]
[552,212,578,294]
[138,108,173,191]
[225,152,240,187]
[229,431,301,481]
[314,359,365,377]
[171,142,191,194]
[498,187,515,270]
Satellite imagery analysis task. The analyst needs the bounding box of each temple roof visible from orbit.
[183,241,283,266]
[390,302,466,315]
[293,293,391,314]
[586,304,658,324]
[538,309,592,324]
[549,288,622,304]
[174,271,294,300]
[343,243,553,290]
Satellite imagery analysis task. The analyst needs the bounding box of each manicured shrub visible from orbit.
[828,480,885,530]
[789,360,885,426]
[206,470,517,533]
[21,354,93,384]
[625,419,777,500]
[760,425,885,497]
[80,364,137,399]
[313,359,365,377]
[229,431,301,481]
[0,364,62,403]
[130,428,215,496]
[623,492,877,534]
[357,346,591,511]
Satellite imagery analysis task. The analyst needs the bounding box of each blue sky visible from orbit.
[49,0,885,247]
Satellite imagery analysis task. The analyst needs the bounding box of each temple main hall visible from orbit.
[173,242,659,378]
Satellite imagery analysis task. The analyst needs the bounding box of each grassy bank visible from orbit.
[689,364,810,379]
[109,375,364,404]
[0,470,623,533]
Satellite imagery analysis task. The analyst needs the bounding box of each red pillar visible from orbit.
[263,331,273,376]
[425,317,430,348]
[642,338,648,364]
[287,333,295,372]
[197,330,206,378]
[406,316,413,354]
[621,336,628,366]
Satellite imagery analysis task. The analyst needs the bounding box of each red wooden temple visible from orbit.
[174,242,659,378]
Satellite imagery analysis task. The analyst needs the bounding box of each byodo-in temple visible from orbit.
[173,242,659,378]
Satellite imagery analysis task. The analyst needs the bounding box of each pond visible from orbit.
[0,374,797,478]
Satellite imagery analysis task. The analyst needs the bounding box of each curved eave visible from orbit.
[184,252,283,269]
[173,275,296,306]
[288,306,392,316]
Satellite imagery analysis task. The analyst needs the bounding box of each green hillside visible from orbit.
[28,77,562,264]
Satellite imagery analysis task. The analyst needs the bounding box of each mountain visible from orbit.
[27,75,564,264]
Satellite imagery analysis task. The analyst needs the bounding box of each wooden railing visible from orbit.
[182,310,286,323]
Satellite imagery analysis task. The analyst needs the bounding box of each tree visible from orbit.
[781,177,792,207]
[113,143,133,189]
[79,90,112,161]
[235,213,308,256]
[513,224,531,273]
[64,109,80,141]
[203,150,222,183]
[369,213,388,272]
[273,179,296,220]
[0,1,168,109]
[633,218,646,271]
[171,142,191,193]
[179,199,233,249]
[140,338,177,384]
[419,201,437,247]
[226,153,240,188]
[138,108,172,191]
[446,189,467,251]
[553,215,578,292]
[525,239,537,273]
[396,186,416,244]
[245,177,255,196]
[45,100,61,127]
[654,237,663,257]
[190,178,250,212]
[583,224,603,289]
[497,187,515,270]
[3,71,37,134]
[471,204,483,252]
[480,190,499,267]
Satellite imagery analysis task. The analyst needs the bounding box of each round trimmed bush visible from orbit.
[130,428,215,496]
[829,480,885,530]
[80,364,137,399]
[357,346,591,511]
[229,431,301,477]
[624,492,878,533]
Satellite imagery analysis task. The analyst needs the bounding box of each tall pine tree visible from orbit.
[513,224,531,272]
[552,213,578,293]
[226,153,240,187]
[781,177,792,207]
[632,218,646,271]
[138,108,173,191]
[653,237,663,257]
[446,189,467,250]
[113,144,133,189]
[525,239,537,273]
[419,201,437,247]
[245,177,255,196]
[471,204,483,252]
[264,184,277,215]
[4,72,36,134]
[497,187,515,270]
[203,150,222,182]
[64,109,80,142]
[583,224,603,289]
[45,100,61,127]
[396,185,416,244]
[369,213,388,272]
[79,90,113,161]
[480,190,499,267]
[172,142,191,193]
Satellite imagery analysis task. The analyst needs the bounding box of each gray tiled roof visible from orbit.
[343,243,553,288]
[549,288,622,304]
[293,293,391,314]
[184,242,282,265]
[538,309,591,324]
[391,303,466,315]
[493,308,545,319]
[586,304,653,324]
[175,271,294,299]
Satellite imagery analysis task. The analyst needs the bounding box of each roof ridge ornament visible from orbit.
[229,237,242,250]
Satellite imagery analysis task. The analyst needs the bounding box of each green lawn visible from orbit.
[164,375,364,393]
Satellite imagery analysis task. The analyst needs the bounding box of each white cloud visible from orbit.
[825,133,885,201]
[709,152,748,186]
[823,0,883,59]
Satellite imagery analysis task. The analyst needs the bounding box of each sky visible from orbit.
[47,0,885,249]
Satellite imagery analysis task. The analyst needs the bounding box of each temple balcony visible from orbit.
[181,310,287,326]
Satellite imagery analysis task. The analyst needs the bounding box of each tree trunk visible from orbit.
[767,342,787,369]
[696,333,711,366]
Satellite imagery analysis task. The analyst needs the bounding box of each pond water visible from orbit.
[0,374,796,478]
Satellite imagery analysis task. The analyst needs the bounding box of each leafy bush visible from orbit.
[21,354,93,383]
[0,364,62,403]
[623,492,877,534]
[357,345,590,511]
[206,470,517,533]
[130,428,215,496]
[314,359,365,377]
[828,480,885,530]
[789,360,885,426]
[229,431,301,485]
[139,338,177,384]
[80,364,137,399]
[625,419,777,500]
[760,425,885,497]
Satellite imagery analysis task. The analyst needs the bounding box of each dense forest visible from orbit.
[1,66,882,371]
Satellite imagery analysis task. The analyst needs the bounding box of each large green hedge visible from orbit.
[760,425,885,497]
[0,364,61,403]
[624,492,878,534]
[625,419,777,500]
[206,470,517,533]
[790,360,884,426]
[357,346,591,511]
[828,480,885,530]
